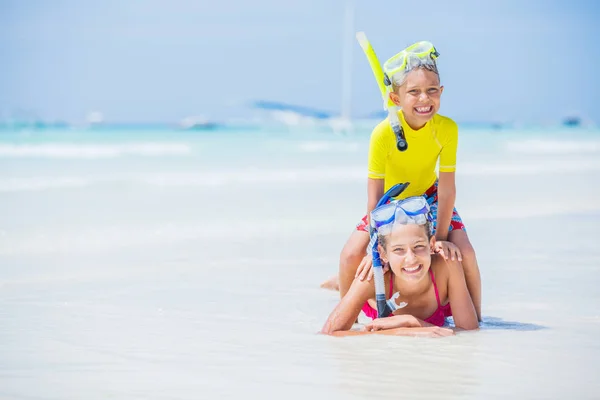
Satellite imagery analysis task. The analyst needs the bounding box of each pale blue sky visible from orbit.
[1,0,598,124]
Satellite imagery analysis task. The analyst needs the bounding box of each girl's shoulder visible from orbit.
[430,255,450,297]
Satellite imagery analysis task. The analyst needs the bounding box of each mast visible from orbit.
[340,0,354,124]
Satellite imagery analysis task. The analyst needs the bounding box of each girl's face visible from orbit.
[380,224,434,283]
[390,68,443,130]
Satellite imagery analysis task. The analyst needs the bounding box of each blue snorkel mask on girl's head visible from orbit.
[370,196,433,237]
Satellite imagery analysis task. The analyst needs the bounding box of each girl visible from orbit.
[321,197,479,336]
[326,40,482,321]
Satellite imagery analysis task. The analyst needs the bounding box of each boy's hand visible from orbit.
[432,240,462,262]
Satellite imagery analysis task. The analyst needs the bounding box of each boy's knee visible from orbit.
[450,231,476,264]
[461,242,476,263]
[458,242,480,277]
[340,243,365,271]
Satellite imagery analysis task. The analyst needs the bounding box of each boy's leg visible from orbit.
[338,230,370,299]
[448,229,482,321]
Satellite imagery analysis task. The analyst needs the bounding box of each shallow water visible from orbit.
[1,126,599,399]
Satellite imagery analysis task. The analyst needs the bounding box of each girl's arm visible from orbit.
[321,274,443,335]
[435,171,456,241]
[443,258,479,330]
[321,275,374,334]
[330,326,454,338]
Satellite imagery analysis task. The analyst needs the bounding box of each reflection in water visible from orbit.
[478,316,547,331]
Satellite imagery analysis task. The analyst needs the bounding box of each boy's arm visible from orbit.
[366,178,385,225]
[435,171,456,241]
[366,121,389,224]
[436,119,459,241]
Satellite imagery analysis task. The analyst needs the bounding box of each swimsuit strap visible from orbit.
[429,268,442,308]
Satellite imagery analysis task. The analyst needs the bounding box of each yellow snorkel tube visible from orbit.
[355,32,395,109]
[356,32,407,151]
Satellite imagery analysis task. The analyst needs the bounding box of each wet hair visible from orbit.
[392,64,440,93]
[377,219,433,250]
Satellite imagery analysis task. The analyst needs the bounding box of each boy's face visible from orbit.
[390,68,443,129]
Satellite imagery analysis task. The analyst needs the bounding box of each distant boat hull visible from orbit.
[182,122,220,131]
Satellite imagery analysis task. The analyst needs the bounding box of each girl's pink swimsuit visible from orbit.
[361,268,452,327]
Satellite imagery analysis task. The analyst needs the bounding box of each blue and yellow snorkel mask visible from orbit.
[356,34,440,152]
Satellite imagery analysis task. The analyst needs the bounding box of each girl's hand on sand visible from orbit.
[363,315,421,331]
[432,241,462,262]
[355,255,390,281]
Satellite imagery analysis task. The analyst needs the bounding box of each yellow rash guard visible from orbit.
[367,111,458,198]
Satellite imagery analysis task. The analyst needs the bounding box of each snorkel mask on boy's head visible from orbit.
[370,196,433,238]
[383,41,440,90]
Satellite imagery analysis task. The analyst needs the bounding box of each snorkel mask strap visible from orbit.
[371,237,392,317]
[383,73,408,152]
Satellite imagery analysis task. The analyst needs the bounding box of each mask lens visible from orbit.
[408,42,433,56]
[371,202,396,228]
[400,197,428,215]
[384,51,407,76]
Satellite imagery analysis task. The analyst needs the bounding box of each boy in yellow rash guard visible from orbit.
[367,111,458,199]
[323,43,482,321]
